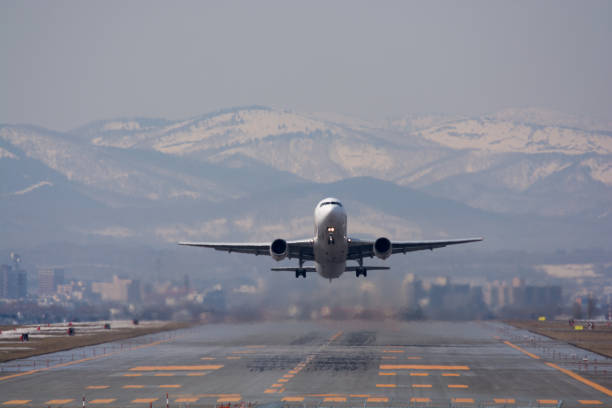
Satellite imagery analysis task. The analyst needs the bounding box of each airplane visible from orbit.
[179,197,483,281]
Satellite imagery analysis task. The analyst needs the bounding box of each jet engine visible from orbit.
[373,237,392,260]
[270,238,288,261]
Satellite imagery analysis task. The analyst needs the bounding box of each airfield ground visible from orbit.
[0,321,191,363]
[1,320,612,407]
[507,320,612,358]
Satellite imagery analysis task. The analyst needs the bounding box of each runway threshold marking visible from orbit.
[503,340,540,360]
[2,401,31,406]
[578,400,603,405]
[380,364,469,370]
[545,362,612,397]
[129,365,223,371]
[0,334,182,382]
[45,400,74,405]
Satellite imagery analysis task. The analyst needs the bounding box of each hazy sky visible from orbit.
[1,1,611,130]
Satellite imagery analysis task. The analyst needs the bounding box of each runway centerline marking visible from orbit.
[412,384,432,388]
[578,401,603,405]
[154,373,174,376]
[380,364,469,370]
[89,399,116,404]
[448,384,469,388]
[2,401,31,406]
[537,400,559,405]
[367,397,388,403]
[442,373,460,377]
[123,385,145,389]
[217,397,241,402]
[123,373,142,377]
[379,372,396,376]
[410,372,429,376]
[159,384,181,388]
[324,397,346,402]
[376,384,396,388]
[503,340,540,360]
[382,350,404,353]
[453,398,475,404]
[546,363,612,397]
[45,400,74,405]
[494,398,515,404]
[130,365,223,371]
[411,398,431,403]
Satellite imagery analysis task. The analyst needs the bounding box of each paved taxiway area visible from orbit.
[1,321,611,407]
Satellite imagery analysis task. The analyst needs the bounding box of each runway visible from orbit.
[1,321,611,407]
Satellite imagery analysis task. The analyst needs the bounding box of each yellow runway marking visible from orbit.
[130,365,223,371]
[154,373,174,376]
[123,385,144,389]
[383,350,404,353]
[503,340,540,360]
[159,384,181,388]
[546,363,612,397]
[283,374,294,378]
[537,400,559,405]
[376,384,396,388]
[411,398,431,403]
[226,356,241,360]
[453,398,475,404]
[132,398,157,403]
[187,372,205,376]
[282,397,304,402]
[2,401,30,406]
[217,397,241,402]
[86,386,109,389]
[324,397,346,402]
[201,357,215,360]
[442,373,460,377]
[379,372,396,376]
[380,364,469,370]
[410,372,429,376]
[264,389,277,394]
[89,399,116,404]
[448,384,469,388]
[176,398,199,403]
[123,373,142,377]
[367,398,388,403]
[412,384,432,388]
[45,400,74,405]
[278,379,289,382]
[0,336,180,382]
[494,399,515,404]
[578,401,603,405]
[272,384,282,388]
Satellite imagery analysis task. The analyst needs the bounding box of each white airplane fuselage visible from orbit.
[313,198,348,279]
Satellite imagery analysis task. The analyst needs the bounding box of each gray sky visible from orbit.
[1,0,611,130]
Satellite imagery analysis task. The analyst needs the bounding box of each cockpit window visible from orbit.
[319,201,343,207]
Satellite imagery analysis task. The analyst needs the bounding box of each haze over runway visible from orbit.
[1,321,611,407]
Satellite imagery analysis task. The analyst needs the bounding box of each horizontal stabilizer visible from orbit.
[345,266,390,271]
[271,267,317,272]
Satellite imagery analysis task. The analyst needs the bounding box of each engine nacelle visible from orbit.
[270,238,288,261]
[373,237,392,260]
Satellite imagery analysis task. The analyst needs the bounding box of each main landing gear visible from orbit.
[355,256,367,277]
[295,257,307,278]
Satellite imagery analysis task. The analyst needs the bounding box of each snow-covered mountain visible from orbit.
[1,106,611,249]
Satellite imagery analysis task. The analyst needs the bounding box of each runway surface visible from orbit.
[1,321,611,407]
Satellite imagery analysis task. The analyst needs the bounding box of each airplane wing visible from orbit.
[178,239,315,260]
[347,237,483,260]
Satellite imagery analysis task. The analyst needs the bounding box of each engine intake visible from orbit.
[270,238,288,261]
[373,237,392,260]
